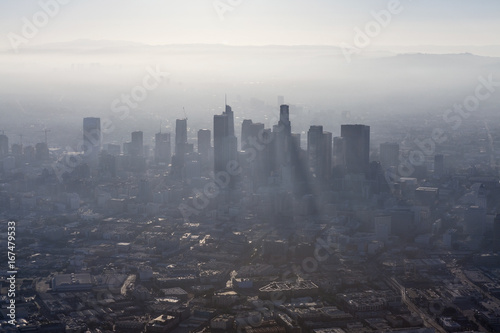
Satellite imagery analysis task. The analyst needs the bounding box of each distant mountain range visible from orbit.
[3,39,500,59]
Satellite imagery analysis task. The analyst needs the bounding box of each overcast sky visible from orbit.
[1,0,499,50]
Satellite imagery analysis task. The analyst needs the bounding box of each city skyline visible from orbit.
[3,2,500,332]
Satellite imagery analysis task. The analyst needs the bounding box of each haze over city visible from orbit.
[2,1,500,333]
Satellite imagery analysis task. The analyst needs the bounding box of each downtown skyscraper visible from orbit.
[341,124,370,175]
[213,105,237,175]
[82,117,101,166]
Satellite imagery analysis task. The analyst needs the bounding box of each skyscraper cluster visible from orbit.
[77,106,379,197]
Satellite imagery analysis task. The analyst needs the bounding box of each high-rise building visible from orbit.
[341,124,370,175]
[380,142,399,169]
[24,145,35,161]
[83,117,101,163]
[241,120,253,150]
[273,105,293,172]
[130,131,143,157]
[224,105,235,137]
[279,105,291,136]
[35,142,49,161]
[333,137,346,167]
[197,129,211,155]
[323,131,332,180]
[0,134,8,158]
[105,143,121,156]
[175,119,188,156]
[241,120,264,151]
[198,129,211,173]
[434,154,444,176]
[213,105,237,175]
[307,126,332,181]
[11,143,22,156]
[99,151,116,178]
[172,118,191,176]
[155,132,171,166]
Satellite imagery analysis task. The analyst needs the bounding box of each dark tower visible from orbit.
[83,117,101,165]
[155,132,171,166]
[307,126,331,181]
[341,124,370,175]
[213,105,237,175]
[380,142,399,169]
[130,131,143,157]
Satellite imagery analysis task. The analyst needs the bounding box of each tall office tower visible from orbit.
[99,151,116,178]
[273,105,293,172]
[154,132,171,166]
[105,143,121,156]
[225,105,235,137]
[279,105,291,136]
[241,120,264,150]
[340,124,370,175]
[24,146,35,161]
[35,142,49,161]
[83,117,101,164]
[11,144,22,156]
[175,119,188,156]
[323,131,332,180]
[130,131,144,157]
[241,120,254,150]
[307,126,332,181]
[213,105,237,175]
[256,128,274,185]
[172,118,190,176]
[434,154,444,176]
[380,142,399,169]
[198,129,211,171]
[290,133,303,187]
[197,129,211,155]
[0,134,9,158]
[291,133,301,150]
[333,137,346,167]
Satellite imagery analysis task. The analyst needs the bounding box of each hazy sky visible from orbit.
[1,0,499,50]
